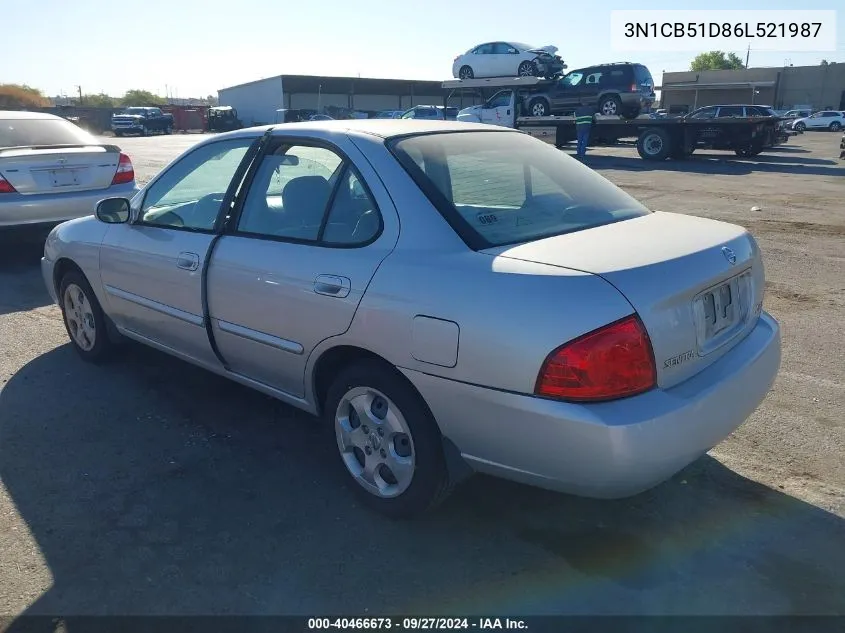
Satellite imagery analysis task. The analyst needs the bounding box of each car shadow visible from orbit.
[578,151,843,177]
[0,229,53,316]
[1,343,844,625]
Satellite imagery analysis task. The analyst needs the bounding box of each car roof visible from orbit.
[0,110,63,120]
[221,119,515,141]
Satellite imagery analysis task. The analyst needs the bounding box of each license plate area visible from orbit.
[693,270,752,355]
[49,168,80,187]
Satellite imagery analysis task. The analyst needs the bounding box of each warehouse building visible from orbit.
[218,74,449,125]
[660,63,845,114]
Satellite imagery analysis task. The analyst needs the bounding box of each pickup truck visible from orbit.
[111,107,174,137]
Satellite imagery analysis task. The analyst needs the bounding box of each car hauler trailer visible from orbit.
[443,77,784,160]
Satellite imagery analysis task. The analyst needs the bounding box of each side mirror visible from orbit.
[96,198,131,224]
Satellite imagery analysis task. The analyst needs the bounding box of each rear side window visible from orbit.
[0,118,96,148]
[388,131,650,249]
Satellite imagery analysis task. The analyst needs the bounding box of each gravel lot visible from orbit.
[1,130,843,618]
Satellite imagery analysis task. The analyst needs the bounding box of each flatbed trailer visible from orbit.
[517,113,782,160]
[443,77,785,161]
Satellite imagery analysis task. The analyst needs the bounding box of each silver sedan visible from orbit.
[0,111,138,229]
[41,120,781,518]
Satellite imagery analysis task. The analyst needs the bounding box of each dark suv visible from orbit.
[526,62,655,119]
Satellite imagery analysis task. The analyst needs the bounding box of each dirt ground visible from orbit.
[0,129,842,619]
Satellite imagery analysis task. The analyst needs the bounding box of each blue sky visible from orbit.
[3,0,842,98]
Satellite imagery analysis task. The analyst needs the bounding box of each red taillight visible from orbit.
[0,173,16,193]
[535,315,656,402]
[111,152,134,185]
[631,83,638,92]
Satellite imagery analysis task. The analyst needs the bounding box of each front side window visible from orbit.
[237,143,381,246]
[717,106,743,118]
[561,72,584,87]
[486,91,512,109]
[691,107,717,119]
[389,131,650,249]
[140,137,254,230]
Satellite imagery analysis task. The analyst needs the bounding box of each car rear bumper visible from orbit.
[0,182,138,228]
[402,311,781,499]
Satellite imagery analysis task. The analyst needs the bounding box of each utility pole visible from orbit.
[745,45,750,68]
[76,85,83,105]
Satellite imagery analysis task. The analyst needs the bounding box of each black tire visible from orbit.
[830,121,842,132]
[166,126,173,135]
[114,131,123,137]
[58,270,115,363]
[637,127,672,160]
[794,121,806,132]
[735,146,763,157]
[140,126,148,137]
[527,98,549,117]
[458,65,474,80]
[517,61,536,77]
[324,359,452,519]
[598,94,622,117]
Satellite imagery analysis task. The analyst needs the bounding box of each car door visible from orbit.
[99,136,257,367]
[551,71,584,110]
[470,43,495,77]
[580,69,604,108]
[687,106,718,146]
[490,42,517,76]
[480,90,515,126]
[205,136,399,398]
[807,112,829,128]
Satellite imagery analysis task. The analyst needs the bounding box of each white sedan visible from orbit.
[791,110,844,132]
[41,120,781,518]
[452,42,565,79]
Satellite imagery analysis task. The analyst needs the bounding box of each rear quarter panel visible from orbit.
[336,252,637,394]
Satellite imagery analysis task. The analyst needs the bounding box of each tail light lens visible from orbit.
[535,315,656,402]
[0,173,16,193]
[111,152,134,185]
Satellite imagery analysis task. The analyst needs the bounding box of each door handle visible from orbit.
[176,251,199,271]
[314,274,351,298]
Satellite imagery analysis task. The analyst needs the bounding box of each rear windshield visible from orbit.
[634,64,654,87]
[388,131,650,249]
[0,118,96,148]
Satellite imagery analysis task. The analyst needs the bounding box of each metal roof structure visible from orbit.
[220,74,446,96]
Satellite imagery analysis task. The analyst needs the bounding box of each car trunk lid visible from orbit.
[0,144,122,194]
[482,212,765,389]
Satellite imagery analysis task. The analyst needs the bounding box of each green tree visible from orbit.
[84,92,117,107]
[120,89,165,106]
[690,51,745,71]
[0,83,49,108]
